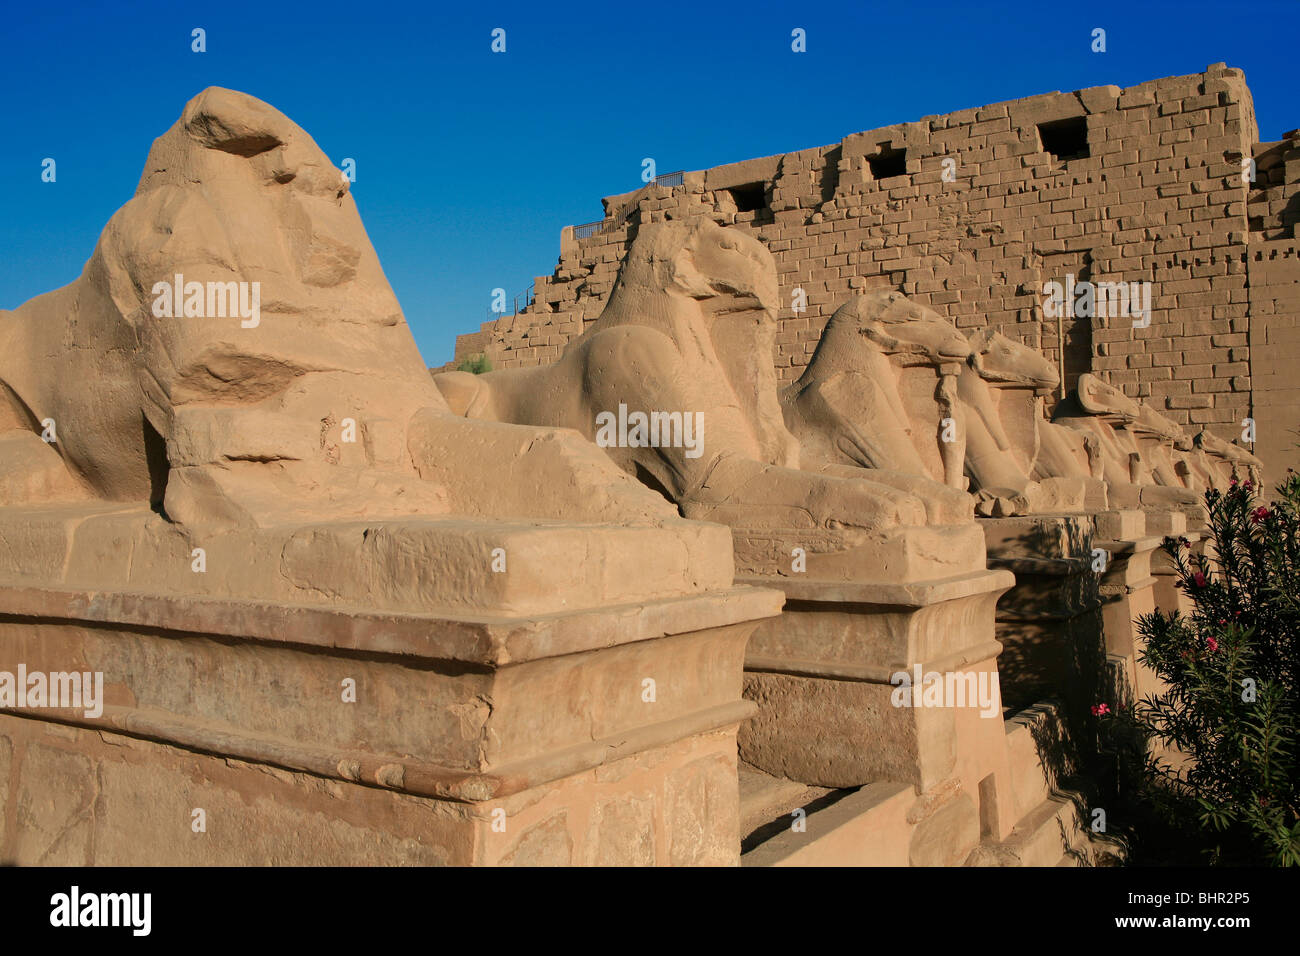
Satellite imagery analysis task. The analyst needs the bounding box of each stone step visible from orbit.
[738,762,833,847]
[968,791,1090,866]
[739,763,914,866]
[1003,700,1070,822]
[968,786,1127,867]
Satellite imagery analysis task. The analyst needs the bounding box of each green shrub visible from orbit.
[455,354,492,375]
[1126,471,1300,865]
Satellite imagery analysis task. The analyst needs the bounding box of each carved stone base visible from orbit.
[733,565,1014,866]
[980,514,1104,710]
[739,701,1124,867]
[1150,515,1197,618]
[0,568,781,865]
[1094,511,1163,705]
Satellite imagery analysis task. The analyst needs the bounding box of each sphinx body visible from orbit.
[1051,374,1208,517]
[957,354,1262,519]
[0,87,674,537]
[781,304,1103,516]
[436,221,983,582]
[773,299,1262,521]
[2,86,443,523]
[1190,429,1264,489]
[779,290,971,490]
[958,328,1055,492]
[957,329,1109,515]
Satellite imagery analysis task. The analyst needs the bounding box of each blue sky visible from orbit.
[3,0,1296,365]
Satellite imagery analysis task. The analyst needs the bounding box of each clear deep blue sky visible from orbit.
[3,0,1296,365]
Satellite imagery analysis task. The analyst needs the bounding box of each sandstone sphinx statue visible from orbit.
[782,295,1262,523]
[957,328,1105,516]
[778,290,970,491]
[0,87,728,608]
[0,88,790,868]
[1192,428,1265,488]
[780,300,1102,517]
[1049,373,1238,520]
[434,220,984,582]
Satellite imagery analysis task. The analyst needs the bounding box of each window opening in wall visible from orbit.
[726,182,768,213]
[1037,117,1089,163]
[867,147,907,180]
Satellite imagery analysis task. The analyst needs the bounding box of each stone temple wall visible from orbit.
[448,64,1300,477]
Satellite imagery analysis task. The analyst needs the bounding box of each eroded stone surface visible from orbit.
[434,222,985,585]
[0,87,722,616]
[0,90,780,868]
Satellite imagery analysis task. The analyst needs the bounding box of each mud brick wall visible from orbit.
[1245,132,1300,474]
[1248,239,1300,472]
[449,65,1300,474]
[1250,132,1300,240]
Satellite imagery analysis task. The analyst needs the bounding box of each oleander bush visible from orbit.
[1125,471,1300,865]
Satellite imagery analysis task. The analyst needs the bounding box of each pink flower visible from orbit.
[1193,572,1207,588]
[1244,480,1253,491]
[1091,703,1111,717]
[1207,635,1219,652]
[1251,506,1270,525]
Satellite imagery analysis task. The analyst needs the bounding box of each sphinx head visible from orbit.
[1133,403,1185,441]
[159,86,350,201]
[833,290,970,365]
[1075,373,1140,421]
[612,219,780,322]
[128,87,390,312]
[967,328,1059,388]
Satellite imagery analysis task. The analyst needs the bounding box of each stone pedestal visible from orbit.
[0,509,783,866]
[734,566,1015,858]
[1148,512,1197,618]
[1093,510,1162,705]
[980,514,1103,710]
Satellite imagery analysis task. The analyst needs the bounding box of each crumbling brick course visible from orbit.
[449,66,1300,475]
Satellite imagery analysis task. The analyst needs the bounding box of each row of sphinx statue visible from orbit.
[435,219,1260,531]
[0,89,1259,576]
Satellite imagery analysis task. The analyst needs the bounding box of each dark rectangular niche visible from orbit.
[1037,117,1090,163]
[727,182,768,212]
[867,148,907,180]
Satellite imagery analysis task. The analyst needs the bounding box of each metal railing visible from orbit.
[569,171,687,243]
[487,285,535,323]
